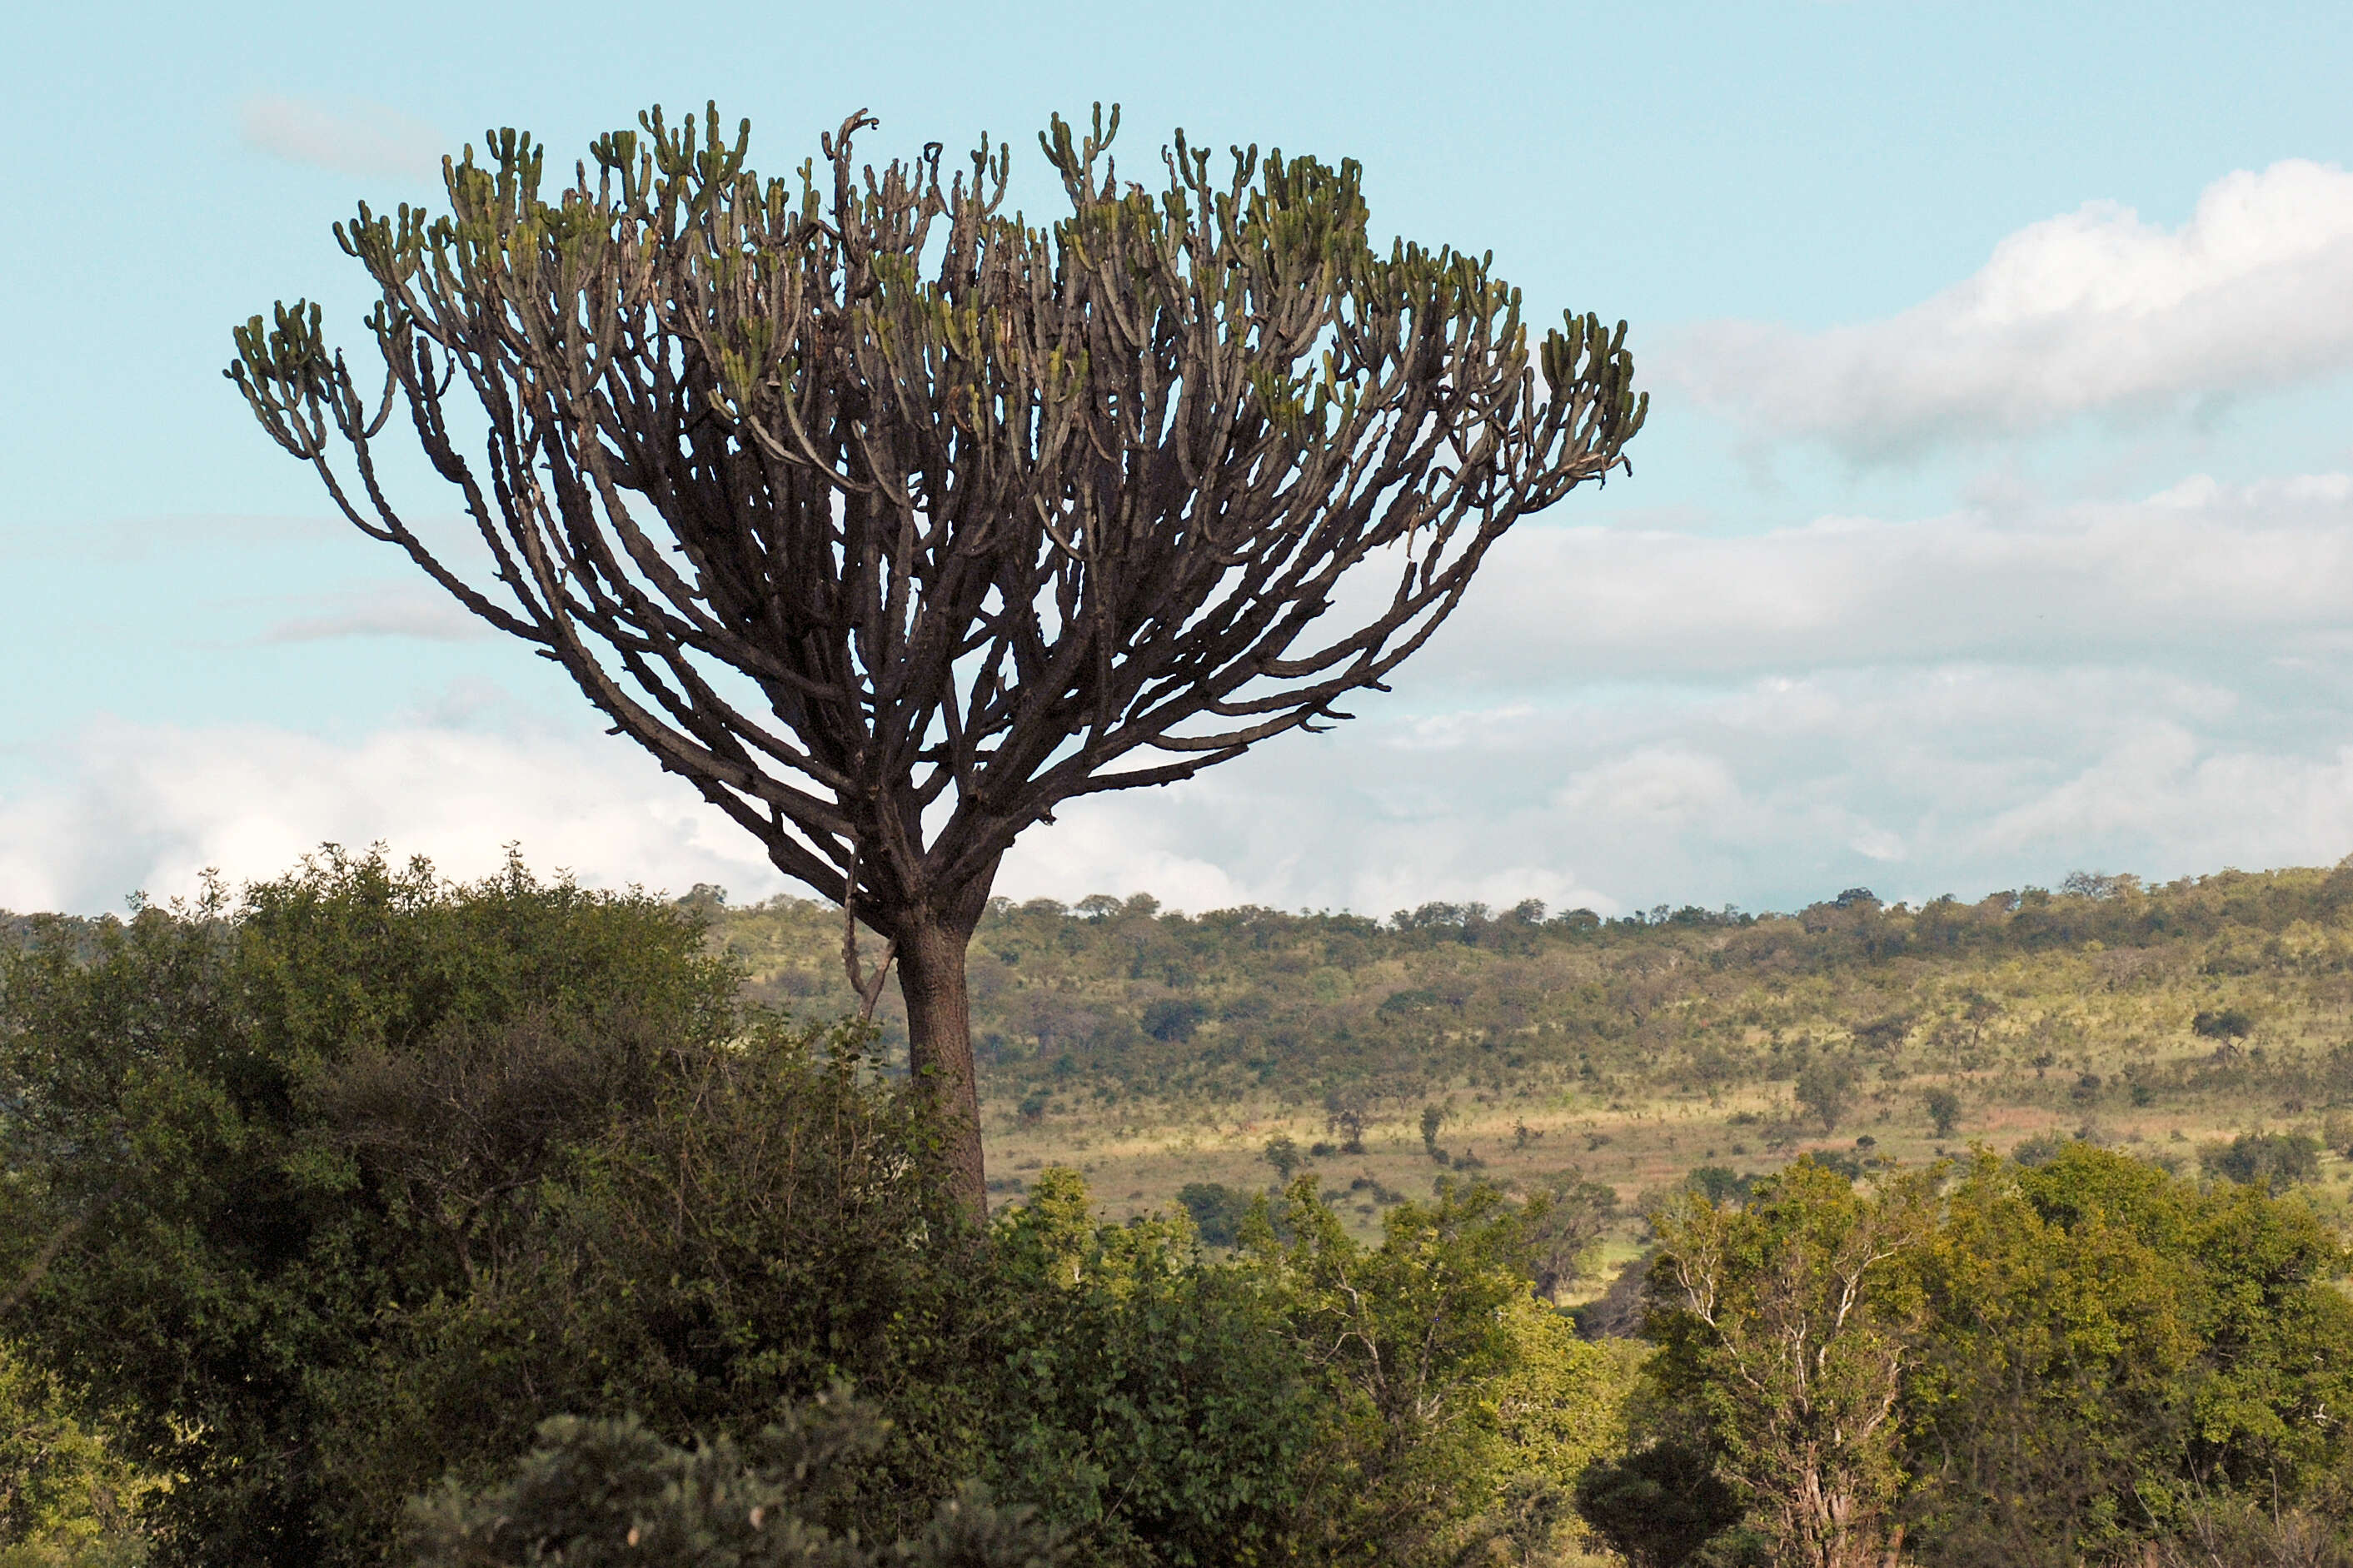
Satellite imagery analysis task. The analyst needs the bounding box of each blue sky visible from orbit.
[7,0,2353,916]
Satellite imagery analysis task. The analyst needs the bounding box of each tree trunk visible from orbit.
[895,909,988,1217]
[1786,1466,1890,1568]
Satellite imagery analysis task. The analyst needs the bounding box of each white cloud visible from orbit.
[1667,160,2353,457]
[260,585,488,643]
[0,716,780,917]
[237,95,445,181]
[1408,470,2353,686]
[986,801,1255,913]
[1008,660,2353,917]
[7,654,2352,923]
[13,467,2353,919]
[1554,746,1741,828]
[1977,722,2353,865]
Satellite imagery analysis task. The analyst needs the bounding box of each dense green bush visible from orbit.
[1172,1181,1251,1247]
[2200,1129,2324,1192]
[406,1389,1060,1568]
[1573,1440,1742,1568]
[1630,1145,2353,1568]
[0,851,1019,1566]
[0,1340,156,1566]
[1236,1177,1544,1561]
[984,1172,1320,1567]
[1905,1144,2353,1567]
[0,849,751,1566]
[0,851,1592,1568]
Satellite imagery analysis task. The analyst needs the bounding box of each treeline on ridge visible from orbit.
[700,863,2353,1118]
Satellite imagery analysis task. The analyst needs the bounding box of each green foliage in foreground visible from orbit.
[0,853,1630,1568]
[7,851,2353,1568]
[0,850,786,1566]
[406,1390,1061,1568]
[1642,1146,2353,1568]
[0,1341,156,1567]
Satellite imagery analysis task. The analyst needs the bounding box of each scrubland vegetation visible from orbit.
[4,853,2352,1567]
[705,866,2353,1247]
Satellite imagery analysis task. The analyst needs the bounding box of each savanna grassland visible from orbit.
[700,864,2353,1268]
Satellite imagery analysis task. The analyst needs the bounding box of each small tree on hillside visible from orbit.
[1263,1132,1304,1186]
[1794,1058,1857,1135]
[1420,1103,1450,1162]
[1324,1091,1368,1155]
[227,103,1645,1212]
[1922,1086,1962,1139]
[1525,1167,1620,1302]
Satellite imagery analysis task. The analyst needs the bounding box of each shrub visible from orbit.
[2201,1131,2323,1192]
[985,1172,1320,1568]
[2192,1007,2255,1040]
[1684,1167,1757,1207]
[0,1339,158,1566]
[2324,1108,2353,1158]
[0,850,970,1566]
[1904,1143,2353,1565]
[1526,1172,1621,1302]
[1792,1058,1857,1132]
[1237,1177,1533,1561]
[1139,999,1204,1044]
[1263,1133,1304,1183]
[1573,1441,1744,1568]
[1174,1182,1252,1248]
[404,1389,1061,1568]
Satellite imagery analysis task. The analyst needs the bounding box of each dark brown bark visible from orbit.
[893,910,987,1217]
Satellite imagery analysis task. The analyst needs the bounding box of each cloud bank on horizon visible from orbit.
[12,466,2353,919]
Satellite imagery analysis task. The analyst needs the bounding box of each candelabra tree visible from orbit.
[227,102,1646,1214]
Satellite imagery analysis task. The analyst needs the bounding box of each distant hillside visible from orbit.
[705,865,2353,1117]
[702,865,2353,1232]
[12,864,2351,1234]
[0,911,109,964]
